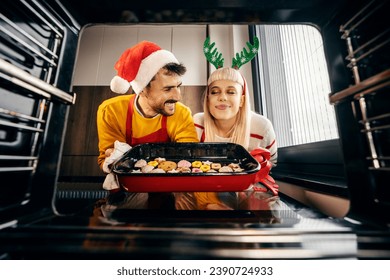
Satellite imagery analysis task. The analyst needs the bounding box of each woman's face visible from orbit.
[207,79,244,121]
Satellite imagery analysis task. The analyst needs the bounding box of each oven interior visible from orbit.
[0,0,389,259]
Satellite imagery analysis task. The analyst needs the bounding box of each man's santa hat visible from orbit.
[110,41,179,94]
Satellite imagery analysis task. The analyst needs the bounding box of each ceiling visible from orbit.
[59,0,351,26]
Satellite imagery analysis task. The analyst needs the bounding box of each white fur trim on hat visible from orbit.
[110,75,130,94]
[130,49,179,94]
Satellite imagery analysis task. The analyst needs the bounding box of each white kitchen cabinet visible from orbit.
[172,25,207,85]
[73,24,207,86]
[72,25,104,86]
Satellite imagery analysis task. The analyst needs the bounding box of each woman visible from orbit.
[193,67,277,164]
[191,67,278,210]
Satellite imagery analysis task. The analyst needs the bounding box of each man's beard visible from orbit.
[154,101,176,116]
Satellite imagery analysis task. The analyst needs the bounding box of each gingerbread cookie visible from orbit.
[158,160,177,172]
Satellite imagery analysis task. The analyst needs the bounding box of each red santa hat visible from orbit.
[110,41,179,94]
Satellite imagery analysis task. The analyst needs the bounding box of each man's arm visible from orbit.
[96,102,127,169]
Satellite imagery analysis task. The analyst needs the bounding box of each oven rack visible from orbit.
[330,69,390,169]
[0,0,77,209]
[0,57,75,172]
[0,0,66,83]
[330,0,389,208]
[339,0,389,84]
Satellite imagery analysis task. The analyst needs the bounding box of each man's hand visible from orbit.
[102,141,132,191]
[105,148,114,157]
[102,141,131,173]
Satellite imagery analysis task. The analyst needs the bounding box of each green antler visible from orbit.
[231,36,260,69]
[203,37,224,69]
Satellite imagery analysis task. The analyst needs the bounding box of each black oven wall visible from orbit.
[0,0,79,221]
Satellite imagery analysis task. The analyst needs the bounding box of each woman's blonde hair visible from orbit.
[203,67,251,149]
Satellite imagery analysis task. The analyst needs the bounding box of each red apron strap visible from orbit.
[126,95,170,146]
[161,115,167,129]
[126,95,136,144]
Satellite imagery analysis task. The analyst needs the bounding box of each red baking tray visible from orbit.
[112,142,260,192]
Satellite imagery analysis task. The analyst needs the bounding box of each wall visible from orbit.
[72,24,207,86]
[208,25,254,109]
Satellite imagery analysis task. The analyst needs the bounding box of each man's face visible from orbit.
[141,69,183,117]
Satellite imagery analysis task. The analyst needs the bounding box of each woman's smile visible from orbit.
[215,104,230,110]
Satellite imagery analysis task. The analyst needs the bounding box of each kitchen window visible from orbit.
[252,24,347,195]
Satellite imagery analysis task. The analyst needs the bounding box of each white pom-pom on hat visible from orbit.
[110,75,130,94]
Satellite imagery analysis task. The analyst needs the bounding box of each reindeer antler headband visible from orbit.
[203,36,260,69]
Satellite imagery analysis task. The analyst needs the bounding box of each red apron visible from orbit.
[125,95,173,205]
[126,95,170,146]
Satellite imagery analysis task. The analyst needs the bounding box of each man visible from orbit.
[97,41,198,210]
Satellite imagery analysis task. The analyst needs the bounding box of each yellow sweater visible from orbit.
[97,94,199,168]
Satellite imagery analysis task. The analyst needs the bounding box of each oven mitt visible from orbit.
[102,140,132,173]
[250,148,279,196]
[102,140,131,191]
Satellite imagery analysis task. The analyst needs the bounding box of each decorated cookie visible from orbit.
[200,164,211,172]
[154,157,166,163]
[228,163,240,169]
[167,169,179,173]
[192,167,203,173]
[150,168,165,173]
[206,169,217,173]
[134,159,147,168]
[191,161,202,168]
[211,163,222,170]
[177,159,191,168]
[177,167,191,173]
[141,165,155,173]
[219,166,234,173]
[147,160,159,167]
[233,167,245,172]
